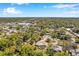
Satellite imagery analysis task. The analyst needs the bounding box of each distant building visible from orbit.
[52,45,63,52]
[18,23,32,26]
[35,41,48,49]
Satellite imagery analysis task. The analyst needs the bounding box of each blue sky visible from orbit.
[0,3,79,17]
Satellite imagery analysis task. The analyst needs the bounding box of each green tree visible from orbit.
[4,46,16,56]
[59,35,71,40]
[0,51,6,56]
[0,38,9,50]
[31,33,41,42]
[53,51,69,56]
[33,49,47,56]
[20,44,35,56]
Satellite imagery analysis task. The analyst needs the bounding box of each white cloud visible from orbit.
[11,3,30,6]
[52,4,78,8]
[65,10,79,14]
[15,3,25,5]
[43,4,79,9]
[3,7,22,15]
[18,3,29,5]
